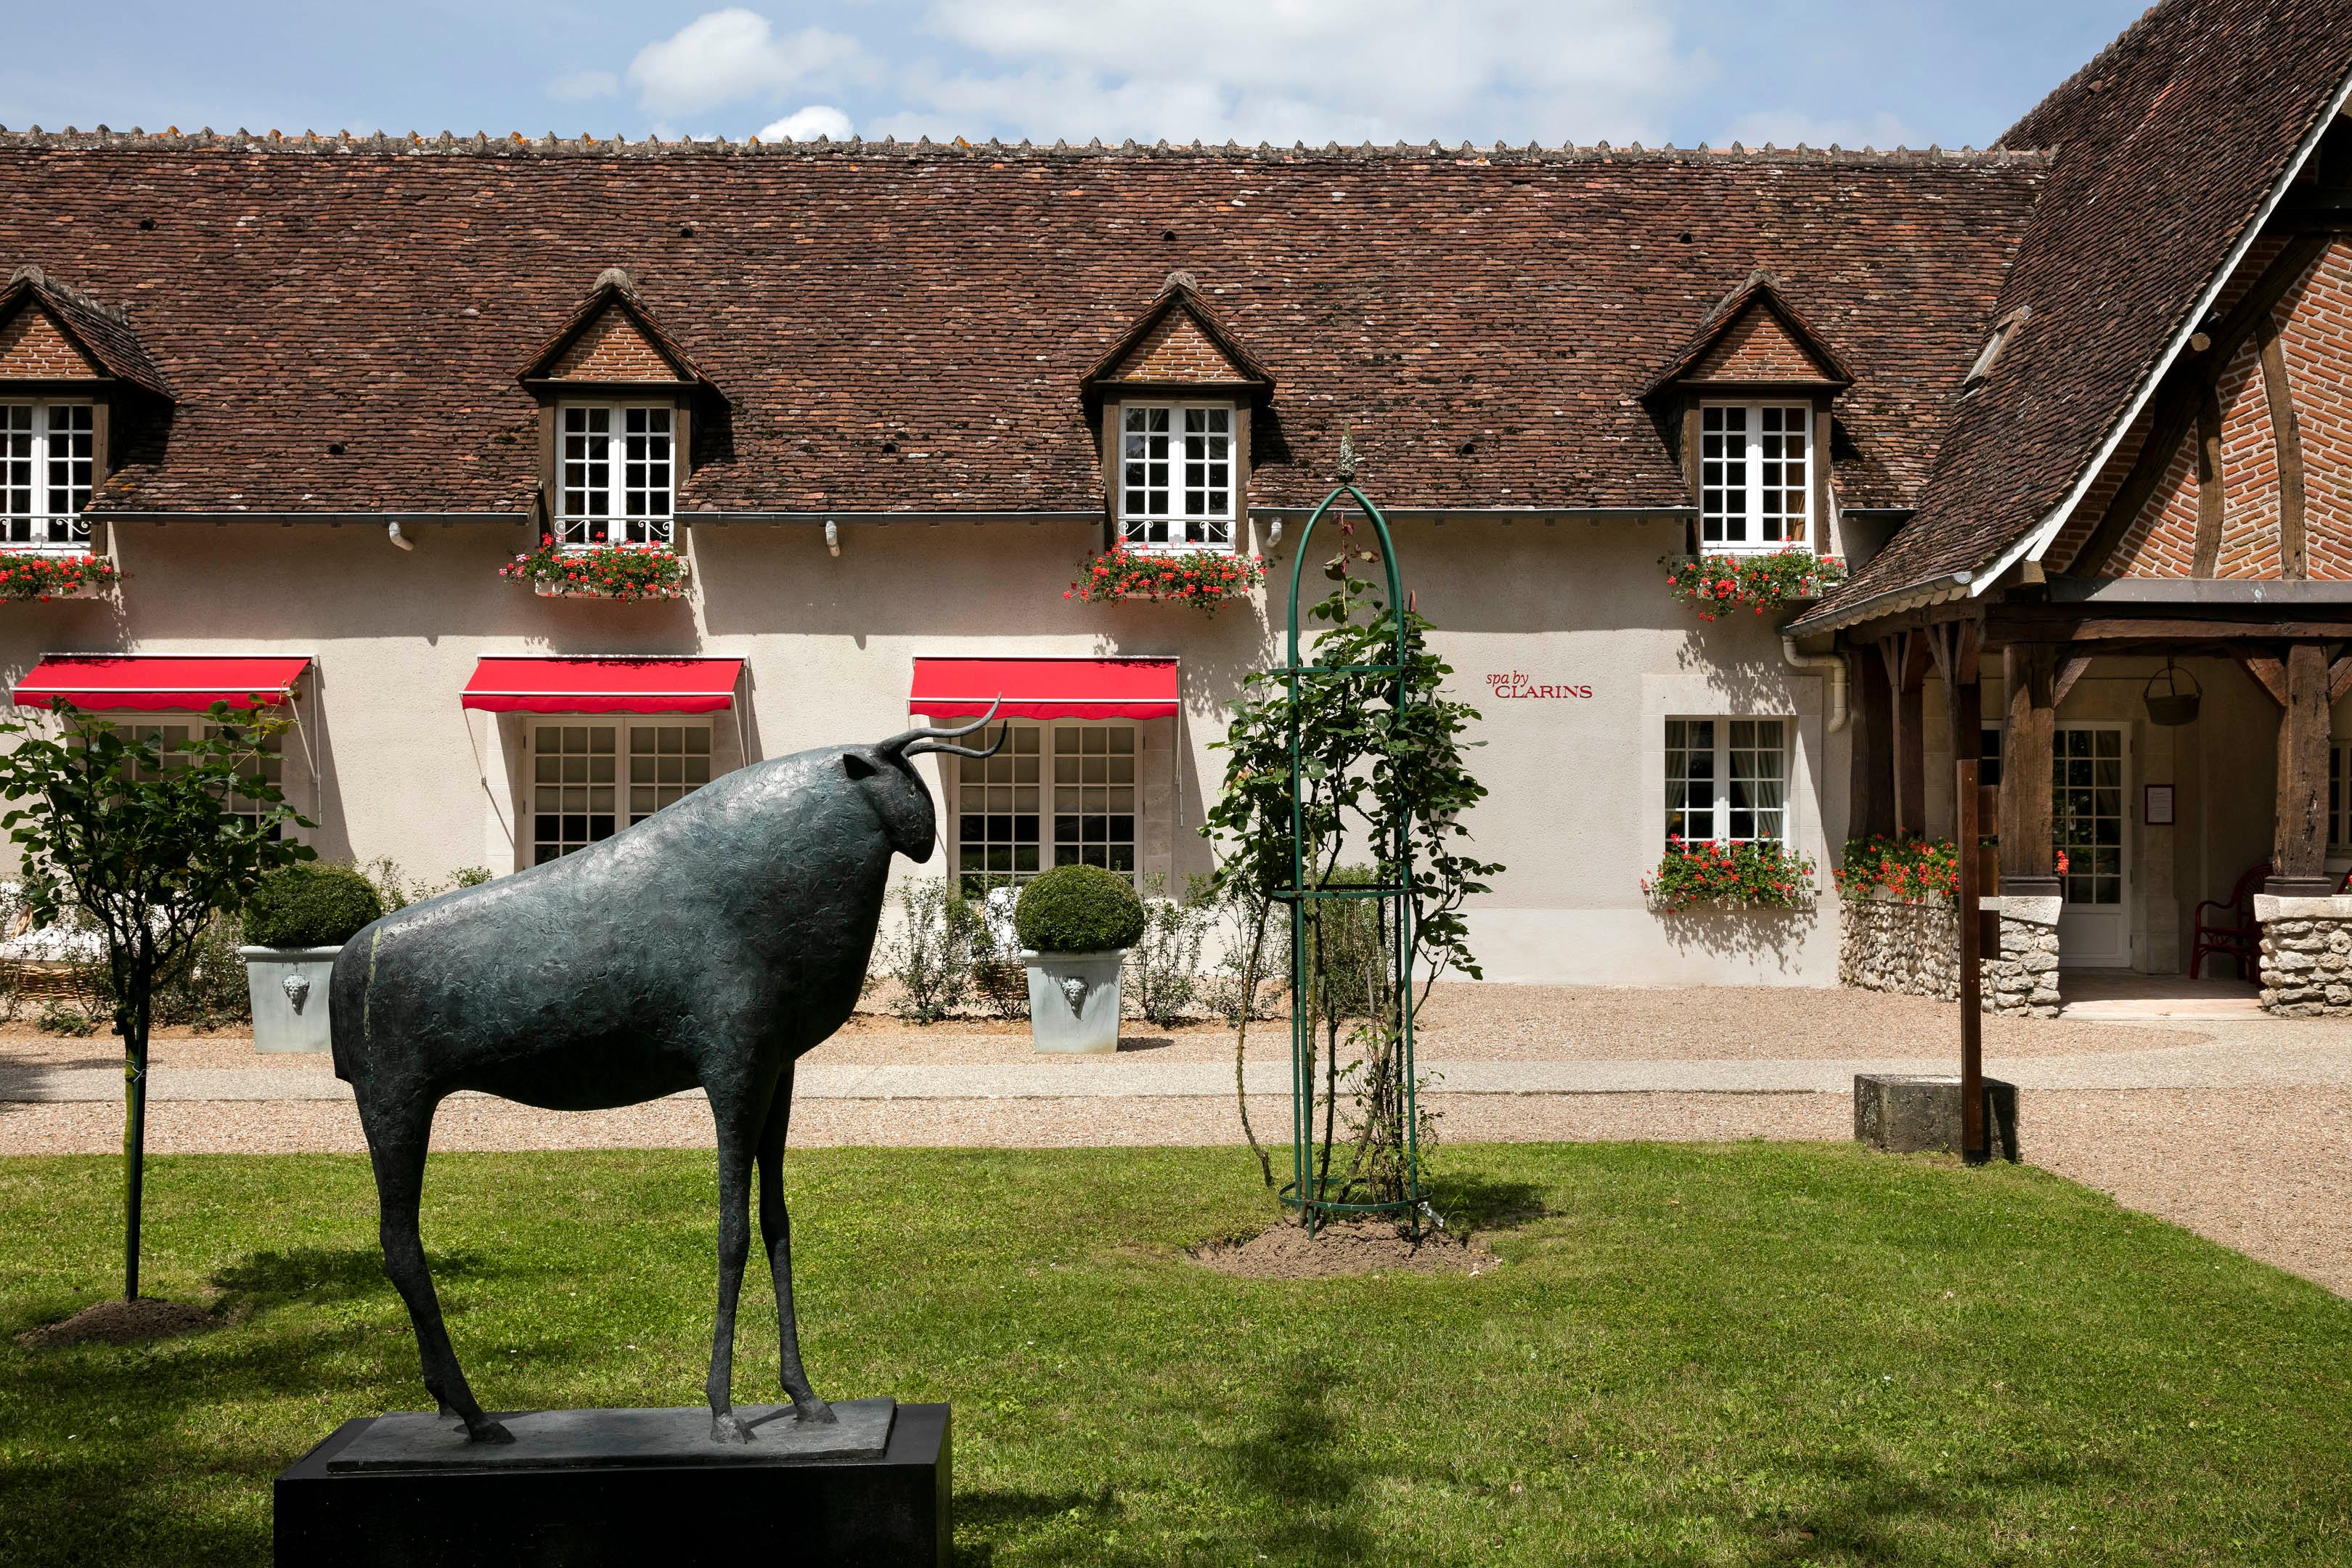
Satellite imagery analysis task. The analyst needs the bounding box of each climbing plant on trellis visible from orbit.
[1205,438,1501,1233]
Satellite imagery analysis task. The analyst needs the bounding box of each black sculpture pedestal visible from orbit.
[274,1400,949,1567]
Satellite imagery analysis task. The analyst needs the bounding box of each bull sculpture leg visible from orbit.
[757,1063,835,1425]
[361,1095,511,1444]
[704,1083,765,1442]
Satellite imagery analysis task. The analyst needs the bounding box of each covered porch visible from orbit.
[1834,581,2352,1015]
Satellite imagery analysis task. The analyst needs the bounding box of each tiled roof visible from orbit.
[1641,271,1855,396]
[1797,0,2352,631]
[0,264,173,399]
[0,132,2044,518]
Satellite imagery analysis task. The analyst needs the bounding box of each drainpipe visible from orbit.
[1781,635,1849,733]
[386,520,415,551]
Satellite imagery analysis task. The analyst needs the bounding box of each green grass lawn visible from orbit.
[3,1142,2349,1566]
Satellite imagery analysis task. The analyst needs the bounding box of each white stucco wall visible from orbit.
[0,511,1855,987]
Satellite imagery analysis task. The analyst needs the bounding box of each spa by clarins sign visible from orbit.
[1485,671,1593,701]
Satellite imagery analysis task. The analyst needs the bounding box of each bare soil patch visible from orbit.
[1191,1217,1500,1280]
[17,1296,214,1348]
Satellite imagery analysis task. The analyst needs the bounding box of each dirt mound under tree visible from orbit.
[17,1297,214,1348]
[1191,1217,1500,1281]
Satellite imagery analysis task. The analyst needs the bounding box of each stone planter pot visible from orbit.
[240,944,341,1053]
[1022,949,1125,1054]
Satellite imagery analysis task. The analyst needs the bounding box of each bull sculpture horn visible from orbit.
[883,695,1008,760]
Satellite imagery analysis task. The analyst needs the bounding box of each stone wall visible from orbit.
[1838,893,2058,1016]
[1983,896,2062,1018]
[1839,895,1959,1000]
[2255,894,2352,1016]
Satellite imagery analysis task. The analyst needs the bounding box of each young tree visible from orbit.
[0,700,314,1299]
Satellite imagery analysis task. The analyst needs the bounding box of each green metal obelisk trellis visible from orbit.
[1277,434,1421,1237]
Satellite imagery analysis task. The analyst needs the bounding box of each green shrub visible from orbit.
[1015,865,1146,955]
[876,876,982,1024]
[240,863,384,948]
[1127,873,1209,1026]
[1305,865,1389,1023]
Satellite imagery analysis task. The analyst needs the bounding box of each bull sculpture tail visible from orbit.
[882,695,1009,761]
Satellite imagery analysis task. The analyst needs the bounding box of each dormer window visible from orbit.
[558,403,673,547]
[1964,306,2031,392]
[0,401,95,549]
[1119,401,1233,550]
[1699,402,1810,552]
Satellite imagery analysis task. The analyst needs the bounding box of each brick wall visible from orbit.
[2057,235,2351,579]
[0,306,98,379]
[2284,238,2352,579]
[2214,332,2281,577]
[1106,306,1244,383]
[550,306,678,381]
[1686,303,1825,382]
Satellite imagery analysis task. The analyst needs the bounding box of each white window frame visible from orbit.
[1665,716,1791,846]
[1117,400,1236,552]
[1698,401,1813,553]
[113,716,291,836]
[950,718,1141,892]
[0,399,97,550]
[557,401,674,549]
[527,716,715,865]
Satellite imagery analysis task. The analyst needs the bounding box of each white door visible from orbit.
[2054,724,2131,967]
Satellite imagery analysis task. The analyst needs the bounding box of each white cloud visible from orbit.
[1718,109,1918,151]
[627,9,869,118]
[547,69,619,103]
[877,0,1693,147]
[759,105,854,142]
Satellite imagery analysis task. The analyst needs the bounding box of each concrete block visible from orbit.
[1853,1074,2019,1161]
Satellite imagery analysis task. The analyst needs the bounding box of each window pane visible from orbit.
[0,406,32,544]
[534,724,623,857]
[1665,718,1717,843]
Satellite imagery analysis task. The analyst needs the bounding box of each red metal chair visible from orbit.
[2191,861,2270,980]
[2192,860,2352,979]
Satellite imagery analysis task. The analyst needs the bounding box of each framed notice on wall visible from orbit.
[2144,784,2176,826]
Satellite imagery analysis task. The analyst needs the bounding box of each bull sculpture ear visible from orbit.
[843,751,881,780]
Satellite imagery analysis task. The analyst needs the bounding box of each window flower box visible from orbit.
[501,536,690,602]
[1663,550,1846,623]
[1066,545,1262,616]
[0,552,116,602]
[1643,835,1818,911]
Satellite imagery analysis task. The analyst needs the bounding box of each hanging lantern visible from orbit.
[2143,658,2202,726]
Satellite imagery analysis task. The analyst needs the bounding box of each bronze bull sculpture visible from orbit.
[331,709,1000,1444]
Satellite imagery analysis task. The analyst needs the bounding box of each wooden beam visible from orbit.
[2192,380,2224,579]
[2255,309,2308,581]
[1999,643,2057,890]
[2052,654,2091,709]
[2234,650,2288,706]
[2330,654,2352,705]
[2273,642,2333,892]
[1987,614,2352,644]
[2068,233,2329,577]
[1847,642,1895,841]
[1924,620,1985,764]
[1881,632,1929,837]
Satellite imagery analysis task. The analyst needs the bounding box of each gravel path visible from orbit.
[5,987,2350,1298]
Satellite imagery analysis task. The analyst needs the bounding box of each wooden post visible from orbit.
[1956,757,1987,1164]
[1849,644,1895,841]
[2270,641,2334,895]
[1881,632,1928,837]
[1999,643,2058,894]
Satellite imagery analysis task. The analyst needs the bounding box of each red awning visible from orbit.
[460,656,743,715]
[908,656,1179,722]
[12,654,311,711]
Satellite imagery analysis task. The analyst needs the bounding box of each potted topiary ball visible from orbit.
[238,863,384,1053]
[1015,864,1146,1053]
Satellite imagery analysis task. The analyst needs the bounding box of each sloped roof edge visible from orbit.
[1641,271,1857,398]
[517,268,719,391]
[1079,271,1275,395]
[0,265,173,399]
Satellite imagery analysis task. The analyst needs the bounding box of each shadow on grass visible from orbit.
[1728,1445,2113,1563]
[210,1246,484,1312]
[1428,1174,1548,1233]
[1215,1349,1373,1564]
[953,1485,1127,1567]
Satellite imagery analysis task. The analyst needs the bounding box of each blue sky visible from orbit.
[2,1,2149,152]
